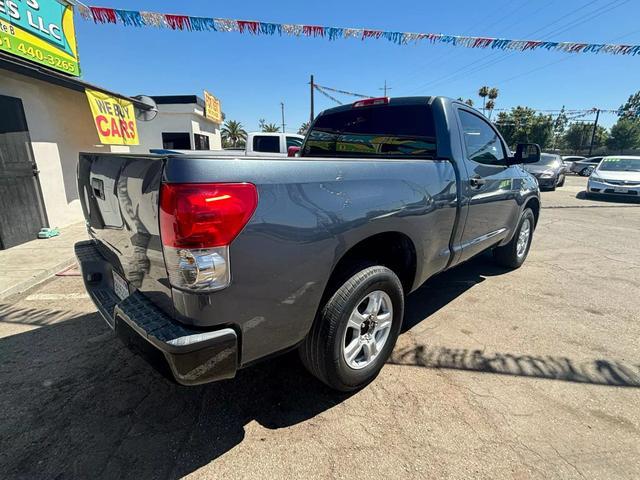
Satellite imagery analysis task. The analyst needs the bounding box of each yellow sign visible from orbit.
[0,0,80,76]
[85,89,139,145]
[204,91,222,123]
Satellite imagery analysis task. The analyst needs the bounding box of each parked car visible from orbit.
[570,156,603,176]
[75,96,541,392]
[561,155,585,170]
[153,132,304,157]
[587,156,640,198]
[523,153,566,190]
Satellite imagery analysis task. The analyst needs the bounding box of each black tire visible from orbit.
[492,208,535,269]
[558,175,566,187]
[299,266,404,392]
[580,167,592,177]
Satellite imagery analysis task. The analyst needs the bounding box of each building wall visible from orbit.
[0,70,124,228]
[134,103,222,153]
[0,70,221,235]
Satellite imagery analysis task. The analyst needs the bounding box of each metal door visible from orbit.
[0,95,48,249]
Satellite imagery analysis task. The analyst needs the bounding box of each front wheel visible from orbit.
[580,167,594,176]
[492,208,535,269]
[299,266,404,391]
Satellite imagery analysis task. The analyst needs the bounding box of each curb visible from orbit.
[0,256,77,301]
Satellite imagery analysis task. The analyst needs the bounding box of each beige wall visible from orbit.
[0,69,126,228]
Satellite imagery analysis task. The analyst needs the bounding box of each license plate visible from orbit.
[113,271,130,301]
[614,187,629,193]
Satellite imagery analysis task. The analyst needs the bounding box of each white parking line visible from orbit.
[25,293,90,301]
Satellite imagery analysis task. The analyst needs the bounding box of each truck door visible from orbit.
[454,107,522,263]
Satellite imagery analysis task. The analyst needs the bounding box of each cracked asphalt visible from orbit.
[1,176,639,479]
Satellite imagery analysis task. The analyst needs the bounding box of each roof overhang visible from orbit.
[0,51,152,110]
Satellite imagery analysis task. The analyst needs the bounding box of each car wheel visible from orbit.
[580,167,593,176]
[558,175,566,187]
[492,208,535,269]
[299,265,404,392]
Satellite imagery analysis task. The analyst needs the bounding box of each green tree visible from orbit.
[298,122,310,135]
[258,118,280,133]
[221,120,247,149]
[607,118,640,153]
[562,123,608,153]
[619,91,640,118]
[494,107,554,149]
[457,97,474,107]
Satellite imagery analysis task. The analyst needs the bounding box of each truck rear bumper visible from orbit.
[74,240,238,385]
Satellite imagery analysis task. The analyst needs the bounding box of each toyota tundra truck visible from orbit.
[75,96,541,391]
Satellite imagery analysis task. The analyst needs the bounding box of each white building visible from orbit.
[0,52,222,249]
[134,96,222,153]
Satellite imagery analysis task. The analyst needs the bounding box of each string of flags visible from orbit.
[76,5,640,57]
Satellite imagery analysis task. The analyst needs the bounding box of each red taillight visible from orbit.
[159,183,258,248]
[353,97,389,108]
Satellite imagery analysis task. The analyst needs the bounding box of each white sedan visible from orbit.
[587,156,640,199]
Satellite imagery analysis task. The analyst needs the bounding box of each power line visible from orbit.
[407,0,630,95]
[314,85,343,105]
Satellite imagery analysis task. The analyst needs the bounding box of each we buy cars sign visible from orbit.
[85,89,139,145]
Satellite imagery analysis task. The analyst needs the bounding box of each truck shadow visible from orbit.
[0,305,350,479]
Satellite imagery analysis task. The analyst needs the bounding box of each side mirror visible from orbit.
[508,143,540,165]
[288,146,301,157]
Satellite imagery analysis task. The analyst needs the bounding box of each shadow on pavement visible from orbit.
[0,306,350,479]
[575,190,640,205]
[396,254,640,388]
[1,253,638,478]
[389,344,640,388]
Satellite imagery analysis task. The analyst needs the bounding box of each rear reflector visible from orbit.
[159,183,258,249]
[353,97,389,108]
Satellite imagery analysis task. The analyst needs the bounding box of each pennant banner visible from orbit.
[79,6,640,57]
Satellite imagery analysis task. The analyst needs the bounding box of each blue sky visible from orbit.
[74,0,640,131]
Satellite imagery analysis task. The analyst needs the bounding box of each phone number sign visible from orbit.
[0,0,80,76]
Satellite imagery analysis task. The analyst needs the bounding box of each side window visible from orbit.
[253,135,280,153]
[458,110,506,166]
[286,136,303,148]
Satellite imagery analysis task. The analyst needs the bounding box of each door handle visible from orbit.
[469,176,486,188]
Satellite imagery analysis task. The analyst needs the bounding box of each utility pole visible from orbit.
[588,108,601,156]
[280,102,286,133]
[379,80,392,97]
[310,74,315,123]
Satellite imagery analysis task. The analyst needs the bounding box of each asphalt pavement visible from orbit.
[1,176,639,479]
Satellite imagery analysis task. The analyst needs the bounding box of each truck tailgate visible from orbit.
[77,153,173,315]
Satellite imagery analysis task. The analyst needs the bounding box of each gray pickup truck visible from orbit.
[75,96,541,391]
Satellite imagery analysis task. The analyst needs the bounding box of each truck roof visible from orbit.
[316,96,437,117]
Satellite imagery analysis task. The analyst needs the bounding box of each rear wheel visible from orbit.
[492,208,535,269]
[580,167,594,176]
[299,266,404,391]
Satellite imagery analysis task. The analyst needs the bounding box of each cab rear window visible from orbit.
[302,104,437,159]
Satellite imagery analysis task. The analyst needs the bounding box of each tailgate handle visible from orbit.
[92,178,105,200]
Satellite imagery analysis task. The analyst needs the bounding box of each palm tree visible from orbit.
[298,122,310,135]
[486,100,496,119]
[221,120,247,148]
[487,88,499,119]
[258,119,281,133]
[478,86,490,115]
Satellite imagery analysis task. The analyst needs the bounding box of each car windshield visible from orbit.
[536,154,561,166]
[599,157,640,172]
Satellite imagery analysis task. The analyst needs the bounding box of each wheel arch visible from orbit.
[321,231,417,304]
